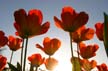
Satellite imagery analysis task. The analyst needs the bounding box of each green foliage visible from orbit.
[8,62,21,71]
[72,57,81,71]
[104,12,108,57]
[17,62,22,71]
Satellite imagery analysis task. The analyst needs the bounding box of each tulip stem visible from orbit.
[69,32,76,71]
[77,42,81,71]
[21,39,24,71]
[77,43,80,60]
[69,32,74,58]
[23,38,28,71]
[30,64,34,71]
[35,66,38,71]
[10,51,14,64]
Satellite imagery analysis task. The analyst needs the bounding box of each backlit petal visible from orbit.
[54,16,62,29]
[95,22,104,41]
[72,12,88,32]
[28,9,43,24]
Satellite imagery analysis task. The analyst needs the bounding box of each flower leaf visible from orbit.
[17,62,22,71]
[103,12,108,57]
[8,62,18,71]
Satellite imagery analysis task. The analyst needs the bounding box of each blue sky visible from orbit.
[0,0,108,71]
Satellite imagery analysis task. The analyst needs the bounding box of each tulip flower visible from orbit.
[95,13,108,57]
[97,63,108,71]
[7,36,22,64]
[14,9,50,38]
[54,6,88,71]
[95,22,104,41]
[54,6,88,32]
[0,55,7,71]
[14,9,50,71]
[80,59,97,71]
[45,57,58,70]
[28,53,45,70]
[0,31,8,48]
[79,42,99,59]
[72,26,95,43]
[36,37,61,56]
[7,36,22,51]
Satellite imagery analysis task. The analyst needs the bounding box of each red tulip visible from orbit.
[0,55,7,71]
[36,37,61,56]
[28,53,45,67]
[97,63,108,71]
[80,59,97,71]
[0,31,8,48]
[14,9,50,38]
[72,26,95,43]
[54,6,88,32]
[79,42,99,59]
[7,36,22,51]
[95,22,104,41]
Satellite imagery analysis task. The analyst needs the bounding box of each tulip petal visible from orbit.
[0,31,4,36]
[0,55,7,71]
[74,12,88,31]
[54,16,63,29]
[79,42,99,59]
[28,53,44,67]
[81,28,95,41]
[95,22,104,41]
[71,12,88,32]
[28,9,43,24]
[62,6,76,14]
[0,31,8,47]
[39,22,50,35]
[14,9,27,30]
[36,44,44,51]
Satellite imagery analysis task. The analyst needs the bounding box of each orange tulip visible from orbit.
[28,53,45,67]
[72,26,95,43]
[54,6,88,32]
[79,42,99,59]
[0,55,7,71]
[7,36,22,51]
[45,57,58,70]
[95,22,104,41]
[0,31,8,48]
[14,9,50,38]
[80,59,97,71]
[36,37,61,56]
[97,63,108,71]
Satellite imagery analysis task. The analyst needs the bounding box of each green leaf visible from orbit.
[29,63,34,71]
[103,12,108,57]
[17,62,22,71]
[71,57,81,71]
[8,62,18,71]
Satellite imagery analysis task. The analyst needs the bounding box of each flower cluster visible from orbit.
[0,6,108,71]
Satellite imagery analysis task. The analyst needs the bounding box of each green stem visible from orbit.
[21,39,24,71]
[10,51,14,64]
[30,64,34,71]
[69,32,74,58]
[69,32,75,71]
[35,66,38,71]
[23,38,28,71]
[77,43,80,60]
[77,42,81,71]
